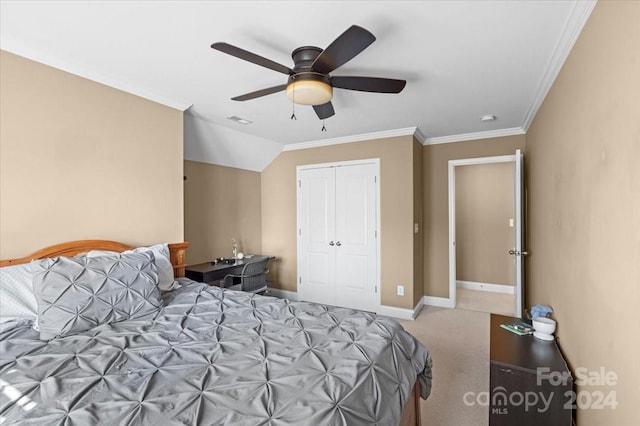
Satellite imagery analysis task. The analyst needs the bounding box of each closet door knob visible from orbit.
[329,241,335,246]
[335,241,341,246]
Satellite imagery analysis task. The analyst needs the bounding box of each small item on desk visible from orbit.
[231,238,238,259]
[528,304,554,319]
[243,254,254,259]
[211,257,236,265]
[500,321,534,336]
[532,316,556,341]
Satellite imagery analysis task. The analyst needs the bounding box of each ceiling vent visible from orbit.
[227,115,252,125]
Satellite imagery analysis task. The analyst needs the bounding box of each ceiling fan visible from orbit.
[211,25,406,121]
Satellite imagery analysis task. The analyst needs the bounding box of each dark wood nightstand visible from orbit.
[489,314,573,425]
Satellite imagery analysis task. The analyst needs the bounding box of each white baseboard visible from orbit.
[265,288,299,301]
[413,298,424,319]
[423,296,455,308]
[457,280,515,294]
[377,305,415,321]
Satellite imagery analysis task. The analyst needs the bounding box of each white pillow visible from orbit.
[0,263,38,324]
[87,243,180,291]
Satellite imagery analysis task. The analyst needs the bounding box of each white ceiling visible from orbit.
[1,1,595,171]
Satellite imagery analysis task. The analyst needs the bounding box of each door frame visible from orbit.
[296,158,381,312]
[448,153,521,316]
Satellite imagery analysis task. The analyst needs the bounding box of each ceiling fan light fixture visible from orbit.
[286,77,333,106]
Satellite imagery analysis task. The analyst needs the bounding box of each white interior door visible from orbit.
[513,149,525,318]
[334,164,378,312]
[297,167,336,306]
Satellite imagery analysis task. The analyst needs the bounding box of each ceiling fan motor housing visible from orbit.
[291,46,323,70]
[287,46,332,105]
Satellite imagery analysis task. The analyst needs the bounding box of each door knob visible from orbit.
[509,250,529,256]
[329,241,335,246]
[335,241,341,246]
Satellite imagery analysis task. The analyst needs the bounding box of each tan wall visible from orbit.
[184,160,262,265]
[262,136,416,309]
[526,2,640,424]
[455,162,514,286]
[422,135,526,298]
[0,51,183,258]
[412,137,423,306]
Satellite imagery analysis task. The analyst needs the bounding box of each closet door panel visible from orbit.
[297,168,336,306]
[334,164,378,312]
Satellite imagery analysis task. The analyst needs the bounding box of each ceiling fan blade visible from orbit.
[313,102,335,120]
[311,25,376,74]
[211,42,294,75]
[331,76,406,93]
[231,84,288,101]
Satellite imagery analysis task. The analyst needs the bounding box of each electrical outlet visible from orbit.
[397,285,404,296]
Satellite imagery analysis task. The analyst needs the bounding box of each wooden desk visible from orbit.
[489,314,573,425]
[185,256,273,284]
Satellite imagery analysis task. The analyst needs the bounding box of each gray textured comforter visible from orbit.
[0,280,432,425]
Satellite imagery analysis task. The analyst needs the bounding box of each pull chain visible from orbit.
[290,80,297,120]
[321,103,327,131]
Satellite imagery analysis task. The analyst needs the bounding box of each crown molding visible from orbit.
[413,127,427,144]
[422,127,526,145]
[521,0,597,131]
[282,125,525,150]
[0,40,192,111]
[282,127,419,152]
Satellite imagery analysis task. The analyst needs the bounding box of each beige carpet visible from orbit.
[456,288,515,317]
[401,306,490,426]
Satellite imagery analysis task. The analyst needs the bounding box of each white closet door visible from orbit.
[297,167,336,306]
[334,164,378,312]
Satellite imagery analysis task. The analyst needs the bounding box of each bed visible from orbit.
[0,240,432,425]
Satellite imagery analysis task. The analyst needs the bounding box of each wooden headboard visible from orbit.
[0,240,190,278]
